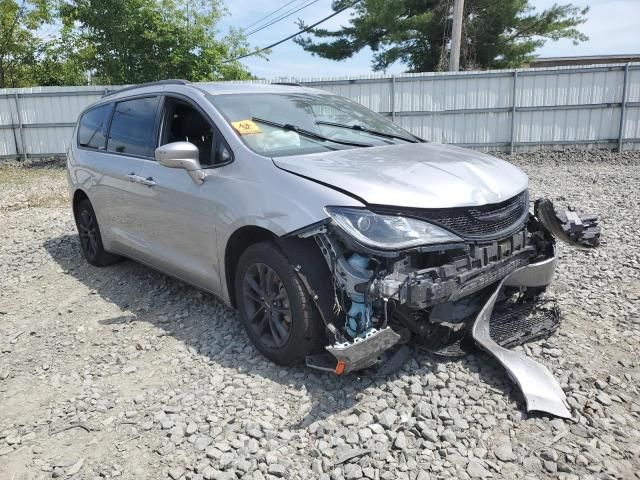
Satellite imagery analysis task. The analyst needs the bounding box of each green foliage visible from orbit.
[59,0,252,84]
[295,0,589,72]
[30,31,92,86]
[0,0,252,87]
[0,0,53,87]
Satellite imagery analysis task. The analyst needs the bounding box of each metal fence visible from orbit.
[0,86,112,160]
[1,63,639,160]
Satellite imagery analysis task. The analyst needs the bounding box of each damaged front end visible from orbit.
[291,192,600,418]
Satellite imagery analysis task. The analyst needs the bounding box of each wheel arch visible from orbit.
[224,224,337,334]
[72,189,89,216]
[224,225,279,308]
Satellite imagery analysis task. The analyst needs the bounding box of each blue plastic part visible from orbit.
[348,254,370,271]
[345,254,374,338]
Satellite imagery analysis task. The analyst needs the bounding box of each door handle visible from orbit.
[126,173,155,187]
[138,176,156,187]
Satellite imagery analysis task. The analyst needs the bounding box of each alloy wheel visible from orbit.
[241,262,292,349]
[78,208,98,259]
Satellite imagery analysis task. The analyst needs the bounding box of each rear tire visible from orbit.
[235,242,322,365]
[74,198,121,267]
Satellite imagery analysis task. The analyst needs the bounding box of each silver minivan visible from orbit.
[67,80,599,417]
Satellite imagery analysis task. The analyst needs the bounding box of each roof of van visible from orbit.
[194,82,325,96]
[102,80,326,99]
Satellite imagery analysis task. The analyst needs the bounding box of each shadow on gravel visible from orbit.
[18,156,66,168]
[43,233,523,426]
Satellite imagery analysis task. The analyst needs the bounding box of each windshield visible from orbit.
[207,92,418,157]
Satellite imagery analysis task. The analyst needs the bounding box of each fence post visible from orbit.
[13,93,27,161]
[391,75,396,122]
[7,97,19,159]
[618,63,630,153]
[510,70,518,155]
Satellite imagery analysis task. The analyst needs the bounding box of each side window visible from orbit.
[78,104,112,149]
[107,97,159,157]
[161,98,232,167]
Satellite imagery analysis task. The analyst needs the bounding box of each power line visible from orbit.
[243,0,302,31]
[235,1,359,61]
[246,0,320,37]
[246,0,319,37]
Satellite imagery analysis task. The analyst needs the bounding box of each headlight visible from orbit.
[325,207,463,250]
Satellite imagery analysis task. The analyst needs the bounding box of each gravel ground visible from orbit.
[1,150,639,480]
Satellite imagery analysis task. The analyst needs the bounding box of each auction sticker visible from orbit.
[231,120,262,135]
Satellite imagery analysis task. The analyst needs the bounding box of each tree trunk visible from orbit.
[0,57,5,88]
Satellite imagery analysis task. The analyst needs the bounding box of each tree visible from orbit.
[0,0,52,87]
[30,30,92,86]
[59,0,252,84]
[294,0,589,72]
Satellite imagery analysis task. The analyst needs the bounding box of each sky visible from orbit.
[218,0,640,80]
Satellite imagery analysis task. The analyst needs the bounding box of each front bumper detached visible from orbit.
[304,199,599,419]
[471,255,571,419]
[314,251,570,417]
[327,328,401,374]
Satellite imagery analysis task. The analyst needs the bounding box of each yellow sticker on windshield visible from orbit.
[231,120,262,135]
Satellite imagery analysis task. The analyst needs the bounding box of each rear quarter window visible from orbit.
[78,103,112,150]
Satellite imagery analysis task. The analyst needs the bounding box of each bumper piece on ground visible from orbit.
[320,327,401,375]
[489,297,560,349]
[471,262,571,419]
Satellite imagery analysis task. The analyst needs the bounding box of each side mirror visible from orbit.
[155,142,206,184]
[155,141,201,170]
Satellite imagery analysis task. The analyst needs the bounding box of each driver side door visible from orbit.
[133,94,232,294]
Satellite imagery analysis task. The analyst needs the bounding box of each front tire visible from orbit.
[235,242,322,366]
[74,198,121,267]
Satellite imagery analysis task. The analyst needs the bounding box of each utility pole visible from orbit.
[449,0,464,71]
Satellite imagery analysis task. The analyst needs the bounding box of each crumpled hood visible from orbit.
[273,143,529,209]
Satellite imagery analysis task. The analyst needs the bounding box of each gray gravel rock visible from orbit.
[267,464,286,477]
[494,443,516,462]
[467,460,490,478]
[377,409,397,429]
[168,466,185,479]
[344,464,363,479]
[1,151,640,480]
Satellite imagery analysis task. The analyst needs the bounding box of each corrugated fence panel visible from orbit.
[0,128,17,156]
[1,64,640,159]
[397,111,511,145]
[396,74,514,112]
[391,74,514,145]
[23,126,76,155]
[307,80,393,113]
[517,68,623,107]
[517,108,620,143]
[0,97,14,126]
[623,69,640,148]
[627,67,640,103]
[18,93,102,125]
[0,85,110,158]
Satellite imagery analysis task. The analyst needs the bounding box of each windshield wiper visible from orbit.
[315,120,421,143]
[251,117,372,148]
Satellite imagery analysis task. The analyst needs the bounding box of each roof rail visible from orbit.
[102,79,191,97]
[272,82,302,86]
